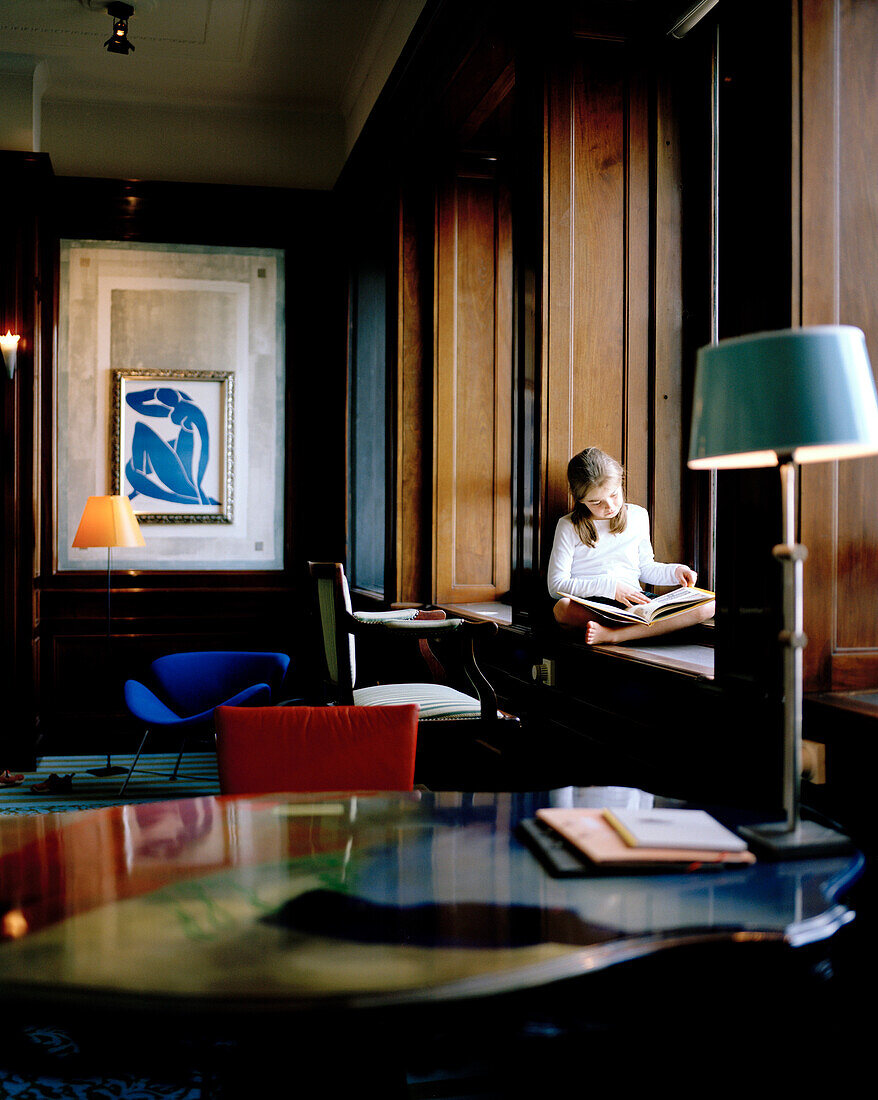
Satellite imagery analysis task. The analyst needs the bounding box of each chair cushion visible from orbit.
[352,609,421,623]
[152,651,290,717]
[215,704,418,794]
[353,683,488,720]
[124,678,273,728]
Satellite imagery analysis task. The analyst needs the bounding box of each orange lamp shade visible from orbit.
[72,495,146,549]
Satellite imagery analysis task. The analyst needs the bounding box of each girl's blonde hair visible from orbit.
[567,447,627,547]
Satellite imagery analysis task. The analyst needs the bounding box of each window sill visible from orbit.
[586,638,715,680]
[439,602,715,680]
[808,688,878,719]
[437,601,513,626]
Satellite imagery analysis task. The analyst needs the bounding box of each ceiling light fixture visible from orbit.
[104,1,135,54]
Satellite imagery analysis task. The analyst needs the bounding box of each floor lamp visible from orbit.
[72,495,146,777]
[689,325,878,856]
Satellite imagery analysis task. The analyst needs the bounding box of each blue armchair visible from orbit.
[121,651,291,795]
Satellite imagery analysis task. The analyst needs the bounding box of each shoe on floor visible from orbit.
[29,773,75,794]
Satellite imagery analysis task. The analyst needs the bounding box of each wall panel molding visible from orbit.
[798,0,878,690]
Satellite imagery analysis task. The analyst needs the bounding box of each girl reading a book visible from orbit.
[548,447,715,645]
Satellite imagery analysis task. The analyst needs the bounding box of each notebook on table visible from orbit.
[521,807,754,877]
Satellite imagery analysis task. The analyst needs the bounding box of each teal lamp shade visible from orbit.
[688,325,878,468]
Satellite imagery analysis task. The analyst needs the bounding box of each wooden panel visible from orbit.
[798,0,840,690]
[798,0,878,690]
[434,169,512,603]
[542,58,577,532]
[625,64,651,514]
[542,41,654,562]
[395,188,430,605]
[0,152,53,768]
[349,254,388,597]
[652,70,685,567]
[836,0,878,655]
[39,583,302,752]
[570,48,625,465]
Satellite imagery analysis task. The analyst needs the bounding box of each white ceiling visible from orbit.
[0,0,427,182]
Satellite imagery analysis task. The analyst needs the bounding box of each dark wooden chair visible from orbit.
[307,562,520,789]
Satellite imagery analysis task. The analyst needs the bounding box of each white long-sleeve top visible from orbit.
[547,505,683,601]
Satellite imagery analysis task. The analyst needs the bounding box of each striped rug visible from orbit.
[0,752,221,815]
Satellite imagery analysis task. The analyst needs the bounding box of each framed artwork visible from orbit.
[57,240,285,571]
[112,369,235,523]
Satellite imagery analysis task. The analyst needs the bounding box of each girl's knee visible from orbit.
[554,597,590,629]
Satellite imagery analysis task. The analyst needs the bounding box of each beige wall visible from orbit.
[41,98,344,191]
[0,1,427,190]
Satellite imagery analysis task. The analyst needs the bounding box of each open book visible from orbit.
[559,585,714,626]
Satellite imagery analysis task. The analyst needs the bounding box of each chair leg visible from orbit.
[168,736,187,781]
[119,728,150,796]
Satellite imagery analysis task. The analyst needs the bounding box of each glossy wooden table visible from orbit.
[0,788,862,1017]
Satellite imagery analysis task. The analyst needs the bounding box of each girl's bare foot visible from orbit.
[584,599,716,647]
[585,620,616,645]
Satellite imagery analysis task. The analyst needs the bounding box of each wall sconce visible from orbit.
[104,2,136,54]
[0,331,20,379]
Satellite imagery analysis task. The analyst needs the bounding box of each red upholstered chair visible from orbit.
[214,704,418,794]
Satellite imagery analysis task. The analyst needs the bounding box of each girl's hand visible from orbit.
[614,582,650,606]
[675,565,697,588]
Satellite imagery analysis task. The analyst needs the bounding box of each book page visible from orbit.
[643,587,713,614]
[559,587,713,625]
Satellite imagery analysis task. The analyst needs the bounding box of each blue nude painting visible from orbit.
[125,386,220,507]
[114,368,233,522]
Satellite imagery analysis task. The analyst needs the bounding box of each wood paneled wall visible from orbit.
[344,3,698,615]
[433,165,512,603]
[395,185,432,605]
[797,0,878,689]
[541,35,685,573]
[0,152,51,767]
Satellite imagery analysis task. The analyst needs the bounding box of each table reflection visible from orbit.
[0,789,862,1012]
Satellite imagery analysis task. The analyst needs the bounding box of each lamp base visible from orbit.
[87,754,129,778]
[739,818,853,860]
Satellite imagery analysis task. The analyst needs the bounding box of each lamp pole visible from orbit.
[72,495,144,777]
[89,542,128,776]
[741,455,849,856]
[773,456,807,833]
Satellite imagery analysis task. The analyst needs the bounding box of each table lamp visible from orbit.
[689,325,878,855]
[72,495,146,777]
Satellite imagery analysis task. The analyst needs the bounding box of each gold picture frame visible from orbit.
[111,368,235,524]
